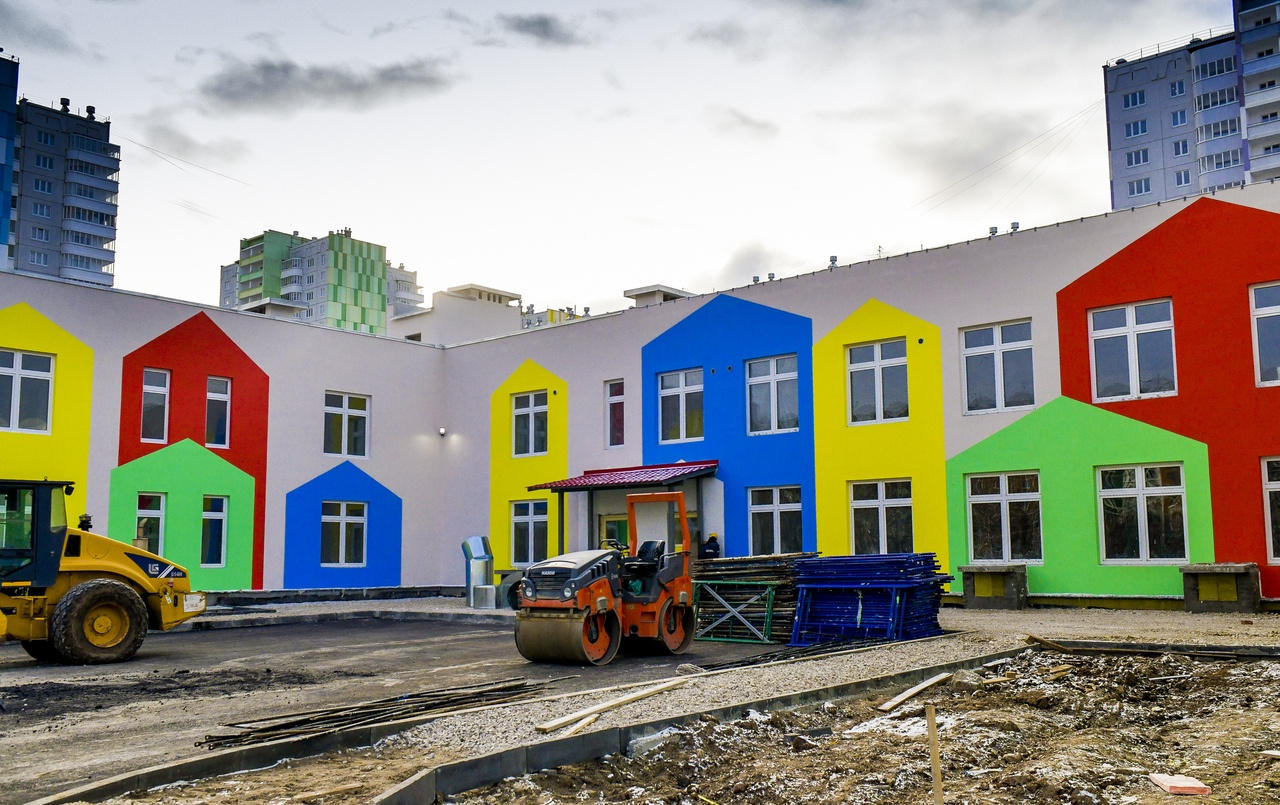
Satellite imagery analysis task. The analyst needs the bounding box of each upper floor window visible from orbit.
[1171,109,1187,127]
[1122,90,1145,108]
[35,131,55,146]
[1126,148,1149,167]
[32,179,52,194]
[1251,282,1280,385]
[321,501,366,566]
[0,350,53,433]
[30,226,49,242]
[1089,300,1176,401]
[141,368,170,442]
[1195,87,1237,112]
[33,155,54,171]
[201,496,227,567]
[1124,120,1147,138]
[31,202,50,218]
[850,480,912,555]
[1175,169,1191,187]
[1199,148,1242,174]
[513,391,548,456]
[605,380,624,448]
[1170,80,1186,97]
[967,473,1041,563]
[961,320,1034,414]
[205,377,230,448]
[1098,464,1186,562]
[1194,55,1236,81]
[848,339,907,423]
[749,486,802,555]
[1127,177,1151,197]
[746,354,799,434]
[659,369,704,442]
[1173,139,1189,157]
[324,392,368,457]
[28,251,48,267]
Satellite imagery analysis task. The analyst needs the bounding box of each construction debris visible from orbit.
[876,672,953,713]
[692,553,814,642]
[534,678,686,733]
[1149,773,1212,795]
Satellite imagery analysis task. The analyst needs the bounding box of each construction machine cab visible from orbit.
[0,480,73,588]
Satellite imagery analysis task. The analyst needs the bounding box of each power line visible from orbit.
[122,136,257,188]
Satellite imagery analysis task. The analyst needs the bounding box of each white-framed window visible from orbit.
[1171,109,1187,127]
[201,496,227,567]
[1098,464,1186,562]
[1126,148,1149,167]
[605,380,625,448]
[141,368,170,442]
[1199,149,1242,174]
[746,354,799,434]
[33,154,54,170]
[0,349,53,433]
[749,486,802,555]
[847,338,908,423]
[658,369,704,442]
[205,377,230,448]
[1170,80,1186,97]
[28,251,48,267]
[1122,90,1145,108]
[1198,119,1239,142]
[1194,56,1235,80]
[321,501,366,566]
[136,493,164,556]
[323,392,368,457]
[1127,177,1151,196]
[1173,139,1189,157]
[32,178,52,194]
[1175,169,1192,187]
[849,480,912,555]
[1124,120,1147,138]
[30,226,49,242]
[1262,79,1278,91]
[961,320,1034,413]
[1262,459,1280,563]
[513,390,548,456]
[31,202,50,218]
[967,473,1042,563]
[1251,282,1280,385]
[1089,300,1176,401]
[1195,87,1237,112]
[512,500,548,565]
[35,131,55,146]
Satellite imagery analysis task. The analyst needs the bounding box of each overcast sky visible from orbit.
[5,0,1227,315]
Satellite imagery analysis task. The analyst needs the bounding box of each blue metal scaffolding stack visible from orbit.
[789,553,952,647]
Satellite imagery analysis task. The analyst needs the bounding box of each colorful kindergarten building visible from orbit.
[6,186,1280,605]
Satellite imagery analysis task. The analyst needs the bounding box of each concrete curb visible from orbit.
[168,606,516,632]
[207,587,466,606]
[371,646,1034,805]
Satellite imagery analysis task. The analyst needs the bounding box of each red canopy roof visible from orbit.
[528,460,718,491]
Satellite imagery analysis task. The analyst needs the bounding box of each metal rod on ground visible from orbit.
[926,704,943,804]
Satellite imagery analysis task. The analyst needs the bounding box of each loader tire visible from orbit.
[51,579,149,665]
[20,640,63,663]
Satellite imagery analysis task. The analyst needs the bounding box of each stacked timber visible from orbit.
[790,553,952,647]
[692,552,817,642]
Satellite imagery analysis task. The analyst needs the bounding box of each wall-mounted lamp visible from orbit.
[438,427,447,437]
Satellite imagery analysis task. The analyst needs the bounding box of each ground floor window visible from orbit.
[1264,459,1280,563]
[1098,464,1186,562]
[136,493,165,555]
[850,480,912,554]
[201,496,227,567]
[748,486,802,555]
[967,472,1041,562]
[321,501,366,566]
[513,500,548,565]
[599,514,628,549]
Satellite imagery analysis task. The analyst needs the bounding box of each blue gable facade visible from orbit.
[283,461,403,588]
[641,294,816,557]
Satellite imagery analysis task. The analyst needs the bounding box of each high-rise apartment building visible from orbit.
[0,56,17,273]
[8,97,119,285]
[1105,4,1280,209]
[218,228,423,334]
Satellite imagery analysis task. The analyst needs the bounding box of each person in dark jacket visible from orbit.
[699,533,721,559]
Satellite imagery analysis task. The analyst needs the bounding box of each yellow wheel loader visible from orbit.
[0,480,206,664]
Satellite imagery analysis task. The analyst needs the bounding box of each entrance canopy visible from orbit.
[528,460,718,492]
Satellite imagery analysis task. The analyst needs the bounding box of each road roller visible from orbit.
[514,490,696,666]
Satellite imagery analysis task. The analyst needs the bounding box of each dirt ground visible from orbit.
[459,650,1280,804]
[11,607,1280,805]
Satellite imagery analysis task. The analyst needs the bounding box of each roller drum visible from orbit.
[515,609,620,666]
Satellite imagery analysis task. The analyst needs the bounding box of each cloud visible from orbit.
[139,114,250,163]
[197,57,456,114]
[688,20,771,62]
[370,17,428,39]
[497,14,588,47]
[704,106,779,140]
[704,243,808,289]
[0,0,85,55]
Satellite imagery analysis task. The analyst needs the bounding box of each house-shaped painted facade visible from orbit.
[108,439,255,591]
[283,461,402,589]
[117,312,269,588]
[0,303,93,495]
[1058,198,1280,596]
[946,397,1213,597]
[642,295,816,557]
